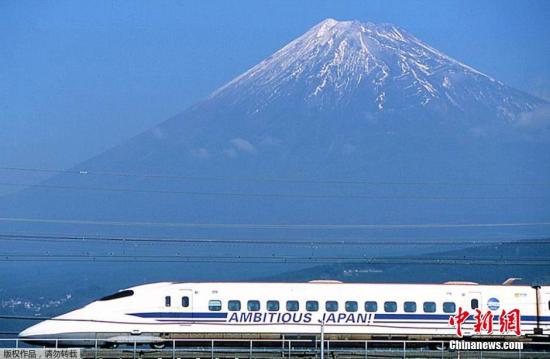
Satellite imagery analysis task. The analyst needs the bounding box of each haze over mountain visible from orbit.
[68,18,549,185]
[4,18,548,222]
[1,19,549,329]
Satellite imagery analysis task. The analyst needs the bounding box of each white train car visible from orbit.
[19,281,550,347]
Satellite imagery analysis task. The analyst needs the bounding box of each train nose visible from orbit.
[19,322,44,338]
[19,320,61,346]
[19,320,74,347]
[19,319,98,347]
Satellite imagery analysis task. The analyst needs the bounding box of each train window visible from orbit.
[248,300,260,311]
[423,302,436,313]
[443,302,456,313]
[404,301,417,313]
[228,300,241,311]
[286,301,299,311]
[365,301,378,312]
[306,301,319,312]
[99,290,134,301]
[267,300,279,311]
[165,296,171,307]
[208,300,222,311]
[345,301,358,312]
[182,296,189,308]
[384,301,397,312]
[471,299,479,310]
[325,301,339,312]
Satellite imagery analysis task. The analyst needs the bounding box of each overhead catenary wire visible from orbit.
[0,182,545,200]
[0,313,171,322]
[1,165,549,187]
[0,331,20,335]
[1,217,550,230]
[0,253,549,265]
[0,232,549,247]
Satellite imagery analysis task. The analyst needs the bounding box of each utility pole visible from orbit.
[319,319,325,359]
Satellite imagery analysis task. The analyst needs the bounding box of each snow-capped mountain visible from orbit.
[211,18,543,119]
[3,18,549,217]
[99,18,548,182]
[118,18,548,173]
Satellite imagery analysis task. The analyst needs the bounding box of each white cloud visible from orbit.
[191,147,209,159]
[516,104,550,129]
[230,137,256,154]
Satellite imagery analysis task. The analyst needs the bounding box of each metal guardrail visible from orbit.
[1,338,550,358]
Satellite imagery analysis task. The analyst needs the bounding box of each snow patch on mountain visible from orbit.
[210,18,544,120]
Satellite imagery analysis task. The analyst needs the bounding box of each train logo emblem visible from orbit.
[487,297,500,310]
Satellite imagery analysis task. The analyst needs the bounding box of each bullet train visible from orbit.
[19,280,550,347]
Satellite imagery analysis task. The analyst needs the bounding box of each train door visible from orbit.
[462,291,482,336]
[536,286,549,335]
[466,291,482,313]
[179,289,194,319]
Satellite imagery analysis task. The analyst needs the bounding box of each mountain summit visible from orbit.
[211,18,543,119]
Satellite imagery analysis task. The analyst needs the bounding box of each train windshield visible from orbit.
[98,290,134,301]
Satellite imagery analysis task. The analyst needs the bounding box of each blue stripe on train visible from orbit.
[374,313,450,320]
[375,313,550,322]
[128,312,550,322]
[128,312,228,319]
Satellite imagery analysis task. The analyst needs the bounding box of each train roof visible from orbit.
[126,279,544,291]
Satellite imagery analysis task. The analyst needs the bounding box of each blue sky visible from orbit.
[1,0,549,169]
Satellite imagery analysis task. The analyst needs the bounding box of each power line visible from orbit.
[1,232,549,247]
[0,182,543,200]
[0,253,548,265]
[0,331,20,335]
[2,165,549,187]
[0,315,51,321]
[1,217,550,230]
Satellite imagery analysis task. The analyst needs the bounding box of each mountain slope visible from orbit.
[266,240,550,285]
[71,18,548,185]
[212,18,541,117]
[2,17,548,237]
